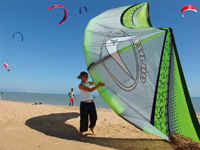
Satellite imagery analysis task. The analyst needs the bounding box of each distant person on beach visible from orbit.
[77,71,105,141]
[33,103,42,105]
[68,88,76,106]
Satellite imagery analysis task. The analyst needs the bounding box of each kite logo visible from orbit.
[136,42,147,83]
[100,30,147,91]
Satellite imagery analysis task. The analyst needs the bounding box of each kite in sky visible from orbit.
[3,62,10,71]
[83,2,200,142]
[12,32,23,42]
[48,4,68,25]
[79,6,87,14]
[181,5,198,17]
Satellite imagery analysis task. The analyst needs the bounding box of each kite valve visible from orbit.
[134,39,140,44]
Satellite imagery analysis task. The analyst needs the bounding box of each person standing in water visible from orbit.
[68,88,76,106]
[77,71,105,141]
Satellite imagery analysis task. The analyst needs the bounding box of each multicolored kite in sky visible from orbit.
[181,5,198,17]
[3,62,10,71]
[48,4,68,25]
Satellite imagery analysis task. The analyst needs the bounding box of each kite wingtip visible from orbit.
[58,22,63,25]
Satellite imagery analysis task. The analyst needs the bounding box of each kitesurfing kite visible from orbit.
[79,6,87,14]
[48,4,68,25]
[83,2,200,142]
[3,62,10,71]
[12,32,23,42]
[181,5,198,17]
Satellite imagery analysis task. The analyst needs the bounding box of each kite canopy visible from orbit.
[48,4,68,25]
[3,62,10,71]
[79,6,87,14]
[181,5,198,17]
[83,2,200,142]
[12,32,23,42]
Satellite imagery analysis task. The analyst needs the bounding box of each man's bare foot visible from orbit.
[79,136,84,141]
[79,131,84,141]
[90,128,96,136]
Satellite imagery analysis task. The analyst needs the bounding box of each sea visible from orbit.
[0,92,199,113]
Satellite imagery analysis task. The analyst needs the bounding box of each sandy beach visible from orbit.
[0,100,199,150]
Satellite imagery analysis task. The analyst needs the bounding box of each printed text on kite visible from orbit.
[48,4,68,25]
[181,5,197,17]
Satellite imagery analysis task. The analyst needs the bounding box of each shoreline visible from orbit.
[0,100,199,150]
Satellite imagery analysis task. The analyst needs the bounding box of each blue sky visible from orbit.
[0,0,199,96]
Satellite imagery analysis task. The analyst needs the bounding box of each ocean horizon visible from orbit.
[0,92,200,113]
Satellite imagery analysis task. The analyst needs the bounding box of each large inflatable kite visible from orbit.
[48,4,68,25]
[12,32,23,42]
[83,2,200,142]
